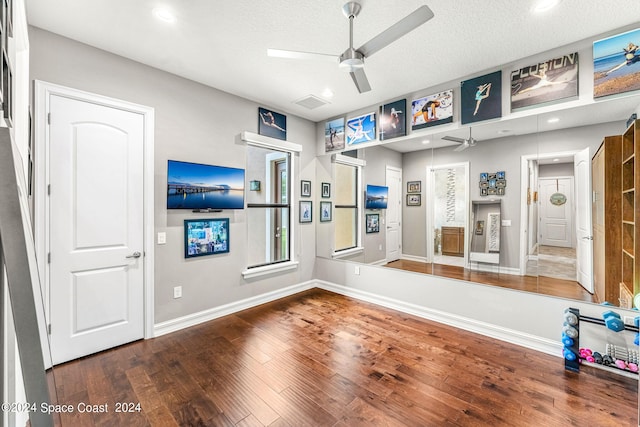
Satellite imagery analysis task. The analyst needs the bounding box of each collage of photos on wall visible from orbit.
[323,26,640,155]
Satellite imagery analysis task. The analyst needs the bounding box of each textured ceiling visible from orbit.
[25,0,640,123]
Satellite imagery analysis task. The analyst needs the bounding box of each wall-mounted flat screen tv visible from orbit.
[365,185,388,209]
[167,160,245,210]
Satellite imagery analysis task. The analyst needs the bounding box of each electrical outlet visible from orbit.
[624,316,636,326]
[354,266,360,275]
[173,286,182,299]
[157,232,166,245]
[379,244,382,251]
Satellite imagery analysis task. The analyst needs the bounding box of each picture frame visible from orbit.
[320,201,332,222]
[379,99,406,140]
[258,107,287,140]
[411,89,453,130]
[510,52,579,110]
[593,28,640,98]
[249,180,261,191]
[475,220,485,235]
[407,181,421,193]
[366,213,380,233]
[301,180,311,197]
[461,71,502,125]
[407,194,421,206]
[299,201,312,223]
[346,112,376,146]
[321,182,331,198]
[325,117,345,152]
[184,218,229,258]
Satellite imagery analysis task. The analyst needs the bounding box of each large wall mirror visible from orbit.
[316,93,640,309]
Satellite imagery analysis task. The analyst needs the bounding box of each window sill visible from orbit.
[241,261,299,279]
[332,247,364,259]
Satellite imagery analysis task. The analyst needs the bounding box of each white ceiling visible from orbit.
[25,0,640,125]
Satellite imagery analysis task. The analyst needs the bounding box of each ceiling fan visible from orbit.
[267,2,434,93]
[442,127,479,152]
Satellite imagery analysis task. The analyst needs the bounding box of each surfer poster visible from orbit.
[510,52,579,110]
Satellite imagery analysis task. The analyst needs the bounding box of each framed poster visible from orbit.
[411,89,453,130]
[407,181,421,193]
[299,201,312,223]
[301,180,311,197]
[258,107,286,140]
[184,218,229,258]
[510,52,579,110]
[346,112,376,146]
[379,99,406,140]
[593,28,640,98]
[407,194,421,206]
[366,213,379,233]
[461,71,502,125]
[320,201,332,222]
[325,117,345,152]
[321,182,331,198]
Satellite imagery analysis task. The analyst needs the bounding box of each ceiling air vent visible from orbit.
[294,95,330,110]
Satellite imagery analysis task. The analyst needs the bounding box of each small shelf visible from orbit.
[620,119,639,304]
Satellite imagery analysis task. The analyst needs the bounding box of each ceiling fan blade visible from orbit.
[267,48,338,63]
[357,5,434,58]
[350,68,372,93]
[442,136,465,143]
[453,142,469,152]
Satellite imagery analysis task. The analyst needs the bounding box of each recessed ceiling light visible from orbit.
[153,7,176,23]
[533,0,561,13]
[322,88,334,98]
[547,117,560,123]
[553,158,560,162]
[422,139,430,145]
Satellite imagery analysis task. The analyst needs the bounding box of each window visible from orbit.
[332,154,365,256]
[242,132,301,278]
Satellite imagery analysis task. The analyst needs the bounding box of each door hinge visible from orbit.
[47,324,51,335]
[47,112,51,125]
[47,252,51,264]
[47,184,51,196]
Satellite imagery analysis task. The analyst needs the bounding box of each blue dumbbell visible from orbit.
[561,333,574,347]
[603,310,625,332]
[563,348,577,361]
[634,333,639,346]
[634,317,639,328]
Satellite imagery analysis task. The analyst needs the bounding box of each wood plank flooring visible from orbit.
[49,288,635,426]
[384,260,597,303]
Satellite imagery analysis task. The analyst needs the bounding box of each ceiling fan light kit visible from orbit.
[268,2,434,93]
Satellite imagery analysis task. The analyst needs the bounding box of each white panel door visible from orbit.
[539,177,573,247]
[574,147,594,292]
[49,94,144,364]
[386,167,402,262]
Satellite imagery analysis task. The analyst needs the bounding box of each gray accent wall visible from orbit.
[29,27,317,324]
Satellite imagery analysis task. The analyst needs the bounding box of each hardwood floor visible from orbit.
[385,259,597,303]
[49,288,635,426]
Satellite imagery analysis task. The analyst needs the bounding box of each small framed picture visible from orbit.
[497,187,505,196]
[301,180,311,197]
[480,172,488,181]
[496,171,505,180]
[407,194,421,206]
[480,188,488,196]
[299,201,312,223]
[475,220,485,235]
[320,201,332,222]
[250,180,261,191]
[321,182,331,198]
[407,181,421,193]
[366,213,380,233]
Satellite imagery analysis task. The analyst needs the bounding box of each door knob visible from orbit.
[126,251,142,259]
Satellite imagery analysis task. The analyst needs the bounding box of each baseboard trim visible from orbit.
[469,263,521,276]
[369,259,388,266]
[314,280,561,357]
[400,254,428,263]
[153,281,314,337]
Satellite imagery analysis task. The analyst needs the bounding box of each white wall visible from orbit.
[28,27,318,325]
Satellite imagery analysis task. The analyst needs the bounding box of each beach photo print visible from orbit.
[411,89,453,131]
[461,71,502,125]
[325,117,345,153]
[593,28,640,98]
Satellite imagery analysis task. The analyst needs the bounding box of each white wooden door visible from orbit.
[574,147,594,292]
[49,94,145,364]
[539,177,573,247]
[386,167,402,262]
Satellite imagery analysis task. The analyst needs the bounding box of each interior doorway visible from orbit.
[426,162,469,268]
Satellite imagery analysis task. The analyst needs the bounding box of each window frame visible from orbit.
[331,154,366,258]
[240,132,302,279]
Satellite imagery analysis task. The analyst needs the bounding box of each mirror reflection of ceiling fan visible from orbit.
[442,127,480,152]
[267,2,434,93]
